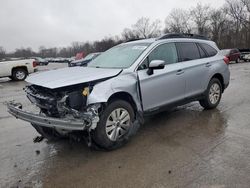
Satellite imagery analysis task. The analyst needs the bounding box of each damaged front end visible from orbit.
[7,84,101,133]
[7,68,143,149]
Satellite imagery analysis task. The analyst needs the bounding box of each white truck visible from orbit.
[242,53,250,62]
[0,58,37,81]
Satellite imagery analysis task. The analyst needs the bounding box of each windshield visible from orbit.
[88,43,150,69]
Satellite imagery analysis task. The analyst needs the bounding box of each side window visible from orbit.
[148,43,178,64]
[176,42,200,62]
[138,43,178,70]
[200,43,217,57]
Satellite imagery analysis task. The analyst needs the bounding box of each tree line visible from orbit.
[0,0,249,60]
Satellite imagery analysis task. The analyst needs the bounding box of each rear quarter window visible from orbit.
[197,44,207,58]
[200,43,217,57]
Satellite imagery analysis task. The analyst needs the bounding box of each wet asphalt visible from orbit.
[1,63,250,188]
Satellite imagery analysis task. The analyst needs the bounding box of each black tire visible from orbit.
[31,123,63,140]
[199,78,222,110]
[92,100,135,150]
[236,57,240,63]
[12,68,27,81]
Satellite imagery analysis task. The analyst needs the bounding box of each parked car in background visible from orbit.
[33,57,49,66]
[53,57,64,63]
[220,49,241,63]
[67,57,75,63]
[7,33,230,150]
[239,49,250,62]
[69,52,101,67]
[0,58,37,81]
[47,57,74,63]
[242,53,250,62]
[45,58,55,62]
[75,52,85,60]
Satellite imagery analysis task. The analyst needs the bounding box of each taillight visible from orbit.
[223,56,230,65]
[33,61,37,67]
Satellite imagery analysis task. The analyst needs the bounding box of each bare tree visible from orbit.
[0,46,6,59]
[225,0,248,47]
[121,28,140,41]
[14,47,35,58]
[93,37,121,52]
[45,48,58,58]
[165,9,192,33]
[71,42,84,55]
[3,1,250,59]
[209,9,229,47]
[132,17,162,38]
[242,0,250,12]
[38,46,46,58]
[190,3,211,35]
[226,0,247,24]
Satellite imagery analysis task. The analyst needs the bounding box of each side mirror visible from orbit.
[147,60,165,75]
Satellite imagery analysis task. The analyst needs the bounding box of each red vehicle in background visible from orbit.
[220,48,241,63]
[75,52,85,60]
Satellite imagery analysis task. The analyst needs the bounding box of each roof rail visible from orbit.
[158,33,209,41]
[126,38,145,42]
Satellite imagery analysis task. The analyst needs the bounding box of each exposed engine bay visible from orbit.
[26,84,90,118]
[24,82,102,130]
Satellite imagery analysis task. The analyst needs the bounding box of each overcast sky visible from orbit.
[0,0,226,52]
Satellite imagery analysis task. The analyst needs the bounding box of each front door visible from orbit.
[137,43,186,112]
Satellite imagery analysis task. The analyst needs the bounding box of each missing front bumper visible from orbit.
[7,101,91,131]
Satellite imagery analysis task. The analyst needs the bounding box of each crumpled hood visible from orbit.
[26,67,122,89]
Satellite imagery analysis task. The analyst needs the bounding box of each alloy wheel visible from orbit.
[105,108,131,141]
[15,71,25,80]
[209,83,221,104]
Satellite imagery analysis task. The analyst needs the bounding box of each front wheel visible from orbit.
[92,100,136,150]
[236,57,240,63]
[199,78,222,110]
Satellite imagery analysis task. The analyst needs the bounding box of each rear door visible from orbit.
[137,42,186,111]
[176,42,210,98]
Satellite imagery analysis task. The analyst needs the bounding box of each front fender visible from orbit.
[87,72,142,112]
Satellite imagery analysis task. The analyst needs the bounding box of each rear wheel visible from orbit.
[12,68,27,81]
[92,100,135,150]
[199,78,222,110]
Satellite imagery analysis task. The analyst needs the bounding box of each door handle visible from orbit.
[205,62,211,67]
[176,69,184,75]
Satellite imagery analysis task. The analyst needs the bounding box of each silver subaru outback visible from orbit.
[7,34,230,150]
